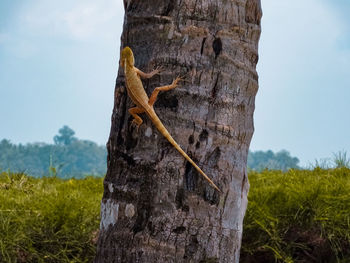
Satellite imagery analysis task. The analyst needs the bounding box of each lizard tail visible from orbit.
[146,109,221,193]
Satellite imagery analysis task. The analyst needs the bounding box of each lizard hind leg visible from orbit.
[148,76,182,106]
[128,107,144,131]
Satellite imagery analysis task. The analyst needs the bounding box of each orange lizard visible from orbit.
[120,46,220,192]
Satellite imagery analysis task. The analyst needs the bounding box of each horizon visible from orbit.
[1,0,349,167]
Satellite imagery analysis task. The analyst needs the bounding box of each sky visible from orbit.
[0,0,349,166]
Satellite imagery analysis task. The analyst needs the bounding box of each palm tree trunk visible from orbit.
[95,0,262,262]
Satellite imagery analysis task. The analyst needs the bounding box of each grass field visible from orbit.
[1,168,349,262]
[0,172,103,262]
[241,168,350,263]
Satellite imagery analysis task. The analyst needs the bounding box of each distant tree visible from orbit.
[248,150,300,171]
[0,127,107,177]
[52,139,107,178]
[0,139,14,170]
[53,125,77,145]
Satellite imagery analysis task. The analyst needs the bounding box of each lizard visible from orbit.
[120,46,221,192]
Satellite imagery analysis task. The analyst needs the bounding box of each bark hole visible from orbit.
[195,141,200,149]
[199,129,208,142]
[162,0,175,16]
[155,93,179,112]
[203,187,219,205]
[172,226,186,234]
[184,160,198,191]
[212,38,222,59]
[200,37,207,55]
[175,188,189,212]
[118,151,136,166]
[188,134,194,144]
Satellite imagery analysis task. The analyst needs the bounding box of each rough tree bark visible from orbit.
[96,0,262,262]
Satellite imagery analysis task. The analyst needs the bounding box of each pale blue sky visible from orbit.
[0,0,349,166]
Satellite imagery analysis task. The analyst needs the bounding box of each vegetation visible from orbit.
[0,126,107,178]
[1,165,350,262]
[248,150,300,171]
[333,151,350,169]
[241,168,350,263]
[1,129,299,178]
[0,172,103,263]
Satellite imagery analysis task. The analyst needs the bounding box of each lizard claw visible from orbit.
[172,76,184,87]
[156,66,164,73]
[151,66,164,76]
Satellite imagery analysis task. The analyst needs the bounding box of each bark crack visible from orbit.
[211,72,220,99]
[200,37,207,56]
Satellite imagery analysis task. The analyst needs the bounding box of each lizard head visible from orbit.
[120,46,135,69]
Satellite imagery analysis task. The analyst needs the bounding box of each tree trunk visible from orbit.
[96,0,262,262]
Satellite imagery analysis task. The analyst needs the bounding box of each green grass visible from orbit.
[241,168,350,263]
[0,172,103,263]
[1,168,350,262]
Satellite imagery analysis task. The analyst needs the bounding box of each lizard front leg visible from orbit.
[129,107,144,130]
[134,67,162,79]
[148,77,182,106]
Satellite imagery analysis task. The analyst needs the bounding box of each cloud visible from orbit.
[17,0,123,41]
[0,0,124,58]
[61,1,122,40]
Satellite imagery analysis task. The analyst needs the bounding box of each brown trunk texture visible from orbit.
[96,0,262,262]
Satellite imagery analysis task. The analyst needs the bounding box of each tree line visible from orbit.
[0,126,300,178]
[248,149,300,171]
[0,126,107,178]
